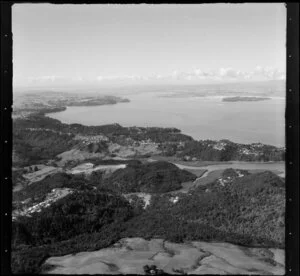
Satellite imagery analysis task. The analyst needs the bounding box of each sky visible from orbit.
[13,3,286,88]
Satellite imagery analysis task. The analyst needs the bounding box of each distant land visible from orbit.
[222,96,271,102]
[12,91,130,119]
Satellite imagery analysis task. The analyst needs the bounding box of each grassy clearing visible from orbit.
[44,238,285,275]
[149,156,228,167]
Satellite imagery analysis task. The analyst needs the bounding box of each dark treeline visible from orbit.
[13,161,196,203]
[13,115,194,166]
[13,173,94,203]
[13,128,77,166]
[123,170,285,248]
[160,140,285,161]
[12,190,135,274]
[13,114,190,142]
[100,161,197,193]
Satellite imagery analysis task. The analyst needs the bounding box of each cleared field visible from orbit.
[56,149,106,166]
[45,238,285,275]
[175,162,284,185]
[148,156,228,167]
[23,166,63,184]
[173,161,284,173]
[69,163,127,175]
[180,168,207,178]
[158,160,283,192]
[149,156,285,176]
[109,143,161,158]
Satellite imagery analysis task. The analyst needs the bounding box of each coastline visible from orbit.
[43,94,285,147]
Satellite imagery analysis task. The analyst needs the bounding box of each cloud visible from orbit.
[175,66,285,82]
[193,68,202,76]
[252,66,285,80]
[96,75,149,82]
[219,68,245,78]
[16,66,285,87]
[28,75,59,82]
[101,66,285,82]
[26,75,84,82]
[14,75,86,87]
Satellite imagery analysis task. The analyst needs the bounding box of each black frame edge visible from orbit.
[0,2,299,276]
[286,2,299,276]
[1,1,13,275]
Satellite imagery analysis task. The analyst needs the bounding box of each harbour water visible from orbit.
[48,90,285,147]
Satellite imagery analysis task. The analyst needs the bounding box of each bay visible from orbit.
[48,92,285,147]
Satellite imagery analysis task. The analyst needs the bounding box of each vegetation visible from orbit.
[13,114,284,169]
[12,169,285,274]
[13,127,77,166]
[101,161,197,193]
[11,107,285,274]
[123,171,285,248]
[13,115,191,142]
[12,170,26,188]
[173,139,284,162]
[13,173,94,203]
[143,265,165,275]
[12,190,134,274]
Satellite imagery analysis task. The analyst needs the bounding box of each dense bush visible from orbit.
[12,170,26,187]
[176,140,284,162]
[12,190,135,274]
[12,170,285,274]
[101,161,197,193]
[123,171,285,248]
[11,113,285,274]
[25,191,132,244]
[13,173,93,203]
[13,115,191,142]
[12,224,128,274]
[13,128,77,166]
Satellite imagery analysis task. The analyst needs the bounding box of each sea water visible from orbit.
[48,89,285,147]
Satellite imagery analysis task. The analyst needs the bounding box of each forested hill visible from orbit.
[12,169,285,274]
[102,161,197,193]
[123,170,285,248]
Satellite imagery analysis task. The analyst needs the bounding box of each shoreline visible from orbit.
[43,109,285,149]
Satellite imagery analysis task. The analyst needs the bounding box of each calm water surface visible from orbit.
[48,93,285,146]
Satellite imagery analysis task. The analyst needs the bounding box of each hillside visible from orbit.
[11,169,285,274]
[12,190,135,274]
[11,101,286,274]
[123,170,285,248]
[12,114,285,167]
[102,161,197,193]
